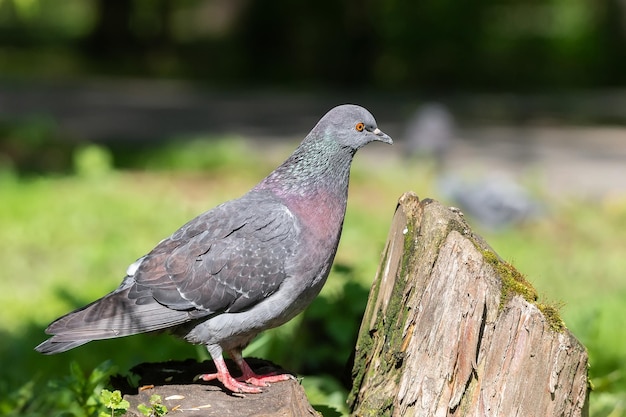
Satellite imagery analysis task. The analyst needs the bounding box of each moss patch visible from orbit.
[480,249,538,305]
[478,246,566,333]
[537,303,566,332]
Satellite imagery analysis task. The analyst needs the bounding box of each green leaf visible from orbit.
[153,403,168,416]
[149,394,162,405]
[137,403,152,416]
[89,360,116,386]
[69,361,86,386]
[100,388,114,405]
[149,394,168,416]
[126,372,142,388]
[101,389,130,411]
[136,394,168,417]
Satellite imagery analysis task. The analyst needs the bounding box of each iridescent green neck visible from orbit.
[255,135,355,198]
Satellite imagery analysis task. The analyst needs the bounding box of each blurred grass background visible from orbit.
[1,0,626,415]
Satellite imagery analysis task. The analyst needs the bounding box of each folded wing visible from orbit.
[36,191,299,354]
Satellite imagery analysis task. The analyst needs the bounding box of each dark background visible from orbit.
[1,0,626,155]
[2,0,625,91]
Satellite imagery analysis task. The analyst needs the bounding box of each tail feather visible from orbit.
[35,339,90,355]
[35,287,197,354]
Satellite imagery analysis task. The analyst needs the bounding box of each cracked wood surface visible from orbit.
[349,192,589,417]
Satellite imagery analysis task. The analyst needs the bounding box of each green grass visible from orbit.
[0,139,625,416]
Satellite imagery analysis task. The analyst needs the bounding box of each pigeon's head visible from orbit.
[257,104,392,194]
[312,104,393,150]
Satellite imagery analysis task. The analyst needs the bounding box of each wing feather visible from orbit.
[36,190,299,354]
[141,191,299,313]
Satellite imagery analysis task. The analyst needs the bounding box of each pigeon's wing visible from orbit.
[136,191,300,315]
[36,191,299,354]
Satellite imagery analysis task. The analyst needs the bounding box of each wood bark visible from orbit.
[349,192,589,417]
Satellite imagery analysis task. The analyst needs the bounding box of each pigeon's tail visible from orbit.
[35,286,194,355]
[35,338,90,354]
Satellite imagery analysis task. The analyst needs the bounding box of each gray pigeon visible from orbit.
[438,173,543,230]
[35,104,392,393]
[404,102,454,165]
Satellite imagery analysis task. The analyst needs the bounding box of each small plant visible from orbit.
[137,394,168,417]
[47,360,118,417]
[100,389,130,417]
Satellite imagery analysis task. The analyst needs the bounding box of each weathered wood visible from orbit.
[349,192,589,417]
[116,359,319,417]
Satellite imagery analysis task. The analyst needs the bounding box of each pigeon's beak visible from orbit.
[372,127,393,145]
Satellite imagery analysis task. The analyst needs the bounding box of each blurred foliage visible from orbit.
[117,136,260,173]
[0,0,624,90]
[73,144,114,179]
[0,360,116,417]
[0,118,262,176]
[0,116,78,175]
[45,361,115,417]
[0,138,625,416]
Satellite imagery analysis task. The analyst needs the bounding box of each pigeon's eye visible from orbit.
[355,122,365,132]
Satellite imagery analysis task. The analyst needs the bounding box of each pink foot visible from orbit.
[197,358,262,393]
[238,369,294,387]
[240,373,293,387]
[233,353,294,387]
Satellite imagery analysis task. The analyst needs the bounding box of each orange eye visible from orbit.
[355,122,365,132]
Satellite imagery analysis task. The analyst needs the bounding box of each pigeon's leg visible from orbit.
[198,346,262,393]
[228,349,294,387]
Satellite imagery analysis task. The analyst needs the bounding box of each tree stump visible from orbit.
[115,359,319,417]
[349,192,589,417]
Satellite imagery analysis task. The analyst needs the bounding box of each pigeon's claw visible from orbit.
[198,357,263,394]
[237,365,294,387]
[239,373,293,387]
[230,350,295,387]
[198,372,263,394]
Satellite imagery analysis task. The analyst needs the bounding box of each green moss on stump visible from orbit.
[479,246,565,332]
[481,249,538,306]
[536,303,566,332]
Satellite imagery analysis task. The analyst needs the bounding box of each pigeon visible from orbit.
[438,172,543,230]
[404,102,454,166]
[35,104,392,393]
